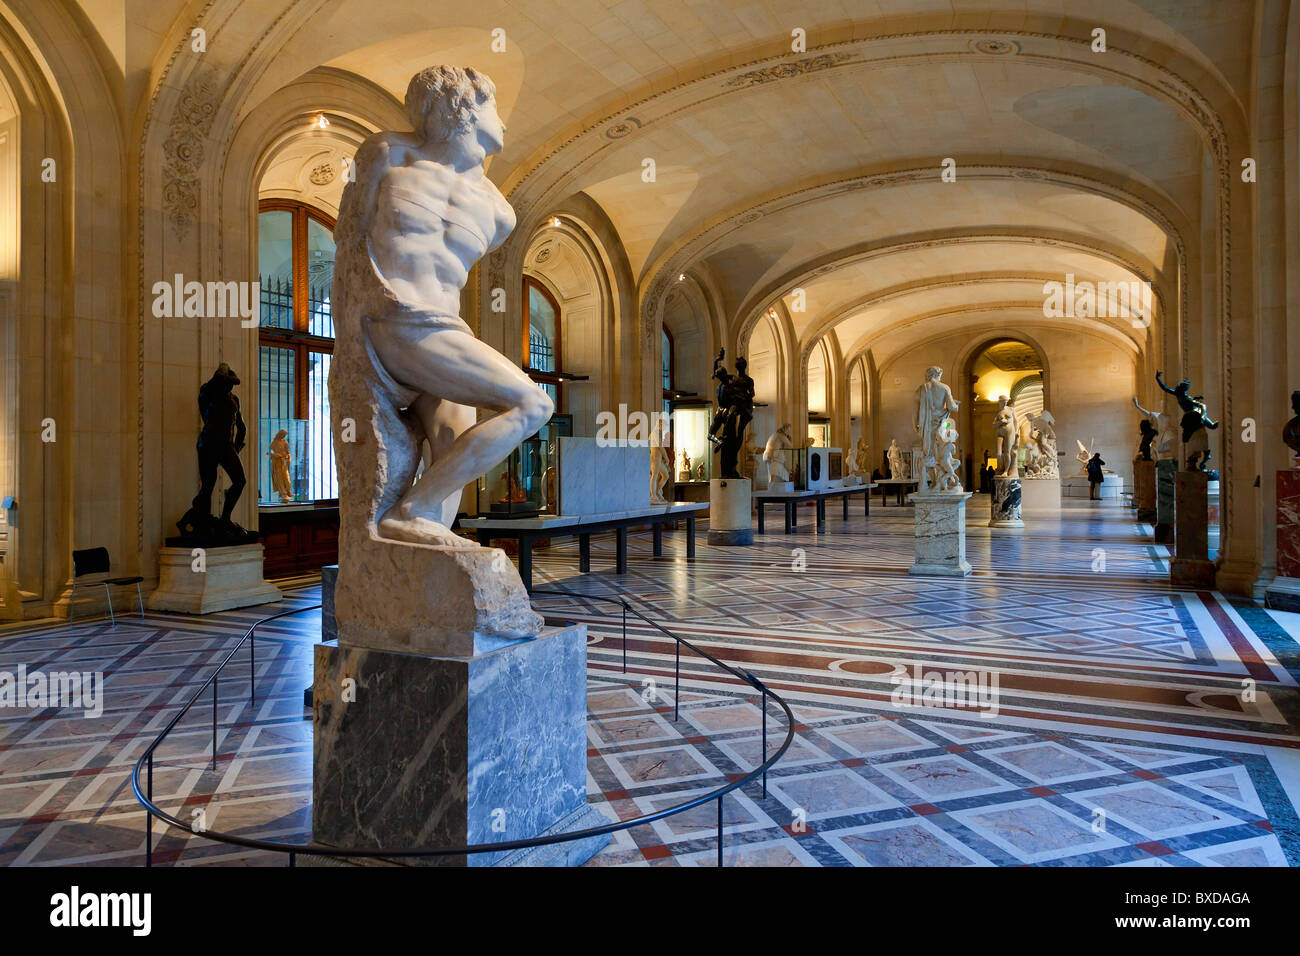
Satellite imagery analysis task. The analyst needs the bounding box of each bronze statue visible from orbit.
[707,349,755,478]
[1137,418,1157,462]
[176,364,256,543]
[1156,371,1219,473]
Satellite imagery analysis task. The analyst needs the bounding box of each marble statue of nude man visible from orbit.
[332,65,552,547]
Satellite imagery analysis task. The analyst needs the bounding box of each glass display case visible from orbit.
[259,418,310,506]
[806,422,829,448]
[670,401,713,484]
[475,414,570,518]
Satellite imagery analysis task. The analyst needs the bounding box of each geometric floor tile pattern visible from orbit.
[2,497,1298,866]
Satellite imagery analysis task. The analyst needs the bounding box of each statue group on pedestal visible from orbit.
[707,349,755,479]
[914,366,962,493]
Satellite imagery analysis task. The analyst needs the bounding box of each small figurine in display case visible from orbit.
[269,428,292,502]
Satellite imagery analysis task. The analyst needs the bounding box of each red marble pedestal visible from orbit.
[1267,470,1300,612]
[1171,471,1216,589]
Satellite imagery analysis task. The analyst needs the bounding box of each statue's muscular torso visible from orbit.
[360,135,515,318]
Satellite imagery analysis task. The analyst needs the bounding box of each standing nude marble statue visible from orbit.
[993,396,1020,478]
[887,439,905,480]
[914,367,962,492]
[333,65,551,550]
[330,66,548,646]
[763,424,794,482]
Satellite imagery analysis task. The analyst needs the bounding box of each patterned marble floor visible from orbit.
[2,496,1298,867]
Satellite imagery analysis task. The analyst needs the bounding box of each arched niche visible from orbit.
[960,336,1049,474]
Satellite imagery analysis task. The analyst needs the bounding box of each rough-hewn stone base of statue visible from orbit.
[335,531,543,656]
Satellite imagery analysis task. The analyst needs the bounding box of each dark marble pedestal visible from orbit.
[311,623,610,866]
[988,477,1023,529]
[1171,471,1216,589]
[1134,459,1156,522]
[1154,460,1176,544]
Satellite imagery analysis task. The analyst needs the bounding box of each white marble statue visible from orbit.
[853,437,870,478]
[333,65,550,548]
[887,439,905,480]
[650,421,671,504]
[914,367,962,492]
[763,424,793,482]
[329,65,546,645]
[993,395,1020,479]
[740,429,766,486]
[1132,396,1174,461]
[1022,410,1059,479]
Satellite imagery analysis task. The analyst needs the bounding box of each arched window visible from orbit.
[523,276,561,410]
[661,327,674,424]
[257,199,336,503]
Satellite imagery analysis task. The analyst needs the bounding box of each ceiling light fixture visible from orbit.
[550,216,561,228]
[315,113,330,130]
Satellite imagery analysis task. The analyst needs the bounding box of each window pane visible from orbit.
[307,217,335,338]
[527,284,556,358]
[258,210,294,330]
[307,351,336,500]
[661,330,671,390]
[259,345,295,420]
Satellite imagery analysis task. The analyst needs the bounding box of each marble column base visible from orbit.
[312,622,611,867]
[708,478,752,546]
[1171,471,1215,589]
[989,477,1023,529]
[1134,459,1156,521]
[1264,575,1300,613]
[909,491,973,577]
[147,544,282,614]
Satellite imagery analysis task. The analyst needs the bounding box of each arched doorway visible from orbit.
[962,338,1049,490]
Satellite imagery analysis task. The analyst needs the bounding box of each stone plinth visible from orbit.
[147,544,282,614]
[312,623,610,867]
[989,477,1023,529]
[909,491,973,577]
[1134,460,1156,522]
[1171,471,1216,589]
[334,532,542,657]
[1266,471,1300,612]
[707,478,753,546]
[1154,460,1176,544]
[1020,476,1060,511]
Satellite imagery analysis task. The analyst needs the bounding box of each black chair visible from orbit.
[71,547,144,624]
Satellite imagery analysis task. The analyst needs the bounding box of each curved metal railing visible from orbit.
[132,587,795,866]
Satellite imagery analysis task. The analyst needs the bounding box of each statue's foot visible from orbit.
[378,514,479,549]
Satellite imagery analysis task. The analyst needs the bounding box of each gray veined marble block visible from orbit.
[312,622,612,866]
[909,490,974,576]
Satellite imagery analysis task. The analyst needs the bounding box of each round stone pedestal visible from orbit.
[989,476,1023,529]
[708,478,753,546]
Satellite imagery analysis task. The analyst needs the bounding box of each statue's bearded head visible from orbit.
[406,65,500,147]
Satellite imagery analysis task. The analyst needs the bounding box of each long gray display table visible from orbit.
[460,502,709,589]
[753,483,877,534]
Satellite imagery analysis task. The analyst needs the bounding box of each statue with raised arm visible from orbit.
[1132,396,1173,461]
[1155,371,1219,472]
[176,364,256,543]
[333,65,551,549]
[914,366,961,492]
[330,66,549,644]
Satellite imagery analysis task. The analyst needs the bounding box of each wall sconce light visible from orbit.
[315,114,330,130]
[550,216,561,228]
[677,273,685,282]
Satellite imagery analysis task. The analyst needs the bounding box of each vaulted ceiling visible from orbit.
[116,0,1253,368]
